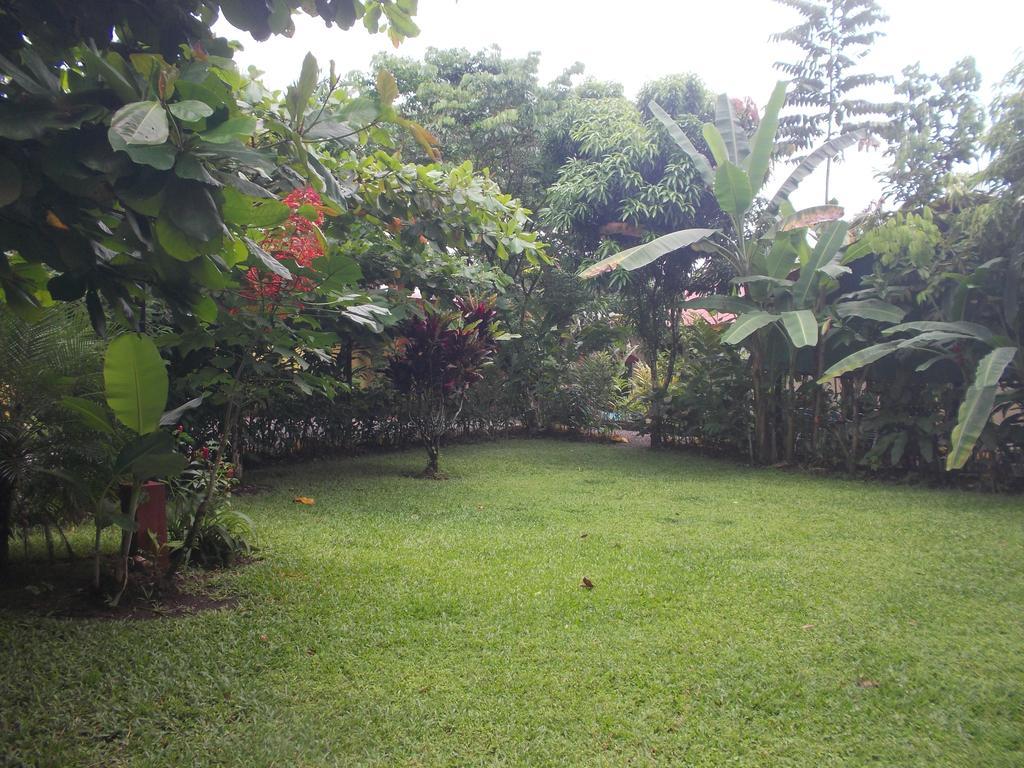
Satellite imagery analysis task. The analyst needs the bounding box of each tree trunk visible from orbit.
[0,479,12,578]
[424,437,440,477]
[92,524,103,591]
[848,373,863,473]
[751,344,769,463]
[170,397,238,576]
[811,340,826,461]
[784,353,797,464]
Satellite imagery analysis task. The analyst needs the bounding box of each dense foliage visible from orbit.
[2,0,1023,588]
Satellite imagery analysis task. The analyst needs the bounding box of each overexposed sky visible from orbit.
[219,0,1024,212]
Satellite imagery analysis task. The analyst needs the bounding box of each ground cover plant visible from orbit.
[2,440,1022,767]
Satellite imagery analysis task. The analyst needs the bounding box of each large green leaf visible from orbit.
[841,236,875,264]
[315,252,364,291]
[721,311,779,345]
[154,217,200,262]
[835,299,905,324]
[714,162,753,219]
[682,295,758,314]
[103,333,169,435]
[108,130,176,170]
[245,237,293,280]
[61,396,114,435]
[113,431,183,480]
[109,101,169,145]
[769,131,864,210]
[130,451,187,481]
[163,184,223,243]
[579,228,716,278]
[746,81,786,194]
[896,330,984,349]
[174,153,220,186]
[779,205,845,232]
[818,340,903,381]
[648,101,714,188]
[881,321,993,342]
[168,99,214,122]
[792,220,849,308]
[947,347,1017,470]
[764,232,800,279]
[714,93,749,165]
[80,48,139,103]
[201,116,258,144]
[701,124,728,167]
[221,187,290,227]
[780,310,818,348]
[193,141,276,175]
[734,274,794,288]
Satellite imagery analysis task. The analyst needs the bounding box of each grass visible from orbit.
[2,438,1023,767]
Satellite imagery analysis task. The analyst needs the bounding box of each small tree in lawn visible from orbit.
[387,298,499,477]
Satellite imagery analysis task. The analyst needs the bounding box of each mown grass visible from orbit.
[2,439,1023,767]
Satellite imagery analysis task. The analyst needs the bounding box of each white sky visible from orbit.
[219,0,1024,213]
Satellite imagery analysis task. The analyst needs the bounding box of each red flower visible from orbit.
[239,187,327,309]
[240,267,284,301]
[200,446,211,460]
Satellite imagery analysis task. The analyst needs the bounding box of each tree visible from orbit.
[386,297,499,476]
[771,0,891,201]
[544,75,724,448]
[0,1,423,329]
[347,47,566,209]
[821,62,1024,472]
[882,58,984,207]
[582,82,867,463]
[0,1,421,57]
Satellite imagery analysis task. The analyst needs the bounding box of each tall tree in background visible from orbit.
[543,75,724,448]
[347,47,576,209]
[771,0,892,201]
[881,58,984,208]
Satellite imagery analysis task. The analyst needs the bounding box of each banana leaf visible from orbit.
[947,347,1018,470]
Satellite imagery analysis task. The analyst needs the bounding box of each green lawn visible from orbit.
[2,439,1023,767]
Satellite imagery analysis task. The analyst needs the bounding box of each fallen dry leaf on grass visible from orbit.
[580,577,594,590]
[293,497,315,505]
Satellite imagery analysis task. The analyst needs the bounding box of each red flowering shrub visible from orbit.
[239,187,326,305]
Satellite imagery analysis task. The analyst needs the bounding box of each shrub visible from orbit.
[386,298,500,476]
[546,351,626,434]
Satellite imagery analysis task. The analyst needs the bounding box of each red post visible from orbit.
[127,482,169,569]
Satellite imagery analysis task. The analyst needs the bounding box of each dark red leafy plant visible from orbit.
[386,297,499,476]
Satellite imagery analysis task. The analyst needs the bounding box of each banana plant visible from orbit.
[581,79,864,332]
[818,246,1022,470]
[62,333,188,594]
[578,81,869,462]
[821,320,1019,470]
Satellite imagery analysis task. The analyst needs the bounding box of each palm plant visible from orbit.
[0,307,104,574]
